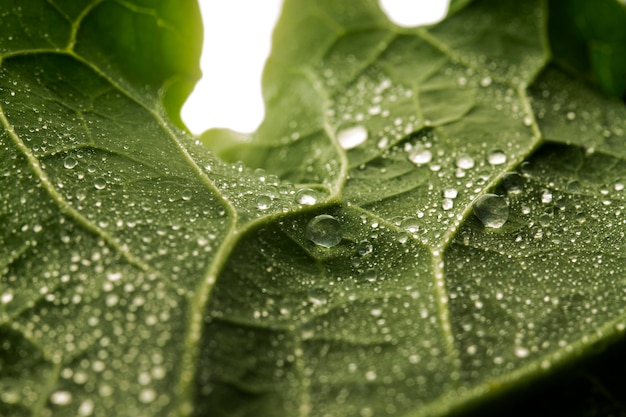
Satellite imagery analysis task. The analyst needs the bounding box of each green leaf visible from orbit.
[3,1,626,417]
[548,0,626,98]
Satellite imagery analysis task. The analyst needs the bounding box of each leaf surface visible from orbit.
[2,1,626,417]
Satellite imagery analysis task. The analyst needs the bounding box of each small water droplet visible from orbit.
[400,217,419,233]
[408,148,432,165]
[138,388,156,404]
[540,190,553,204]
[487,149,507,166]
[472,194,509,228]
[1,291,14,304]
[441,198,454,210]
[93,178,106,190]
[306,215,342,248]
[295,188,318,205]
[63,156,77,169]
[307,288,329,306]
[338,125,368,149]
[514,346,530,358]
[443,188,458,199]
[566,180,581,194]
[256,195,272,210]
[480,76,492,87]
[357,240,373,256]
[523,115,533,126]
[455,154,475,170]
[181,189,192,201]
[78,399,95,416]
[501,172,523,195]
[360,269,377,283]
[50,390,72,405]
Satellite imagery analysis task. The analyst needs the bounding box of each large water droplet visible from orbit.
[295,188,318,205]
[50,390,72,405]
[338,125,368,149]
[63,156,77,169]
[472,194,509,228]
[306,215,342,248]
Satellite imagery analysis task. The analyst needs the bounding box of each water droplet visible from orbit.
[78,399,94,416]
[306,215,342,248]
[256,195,272,210]
[472,194,509,228]
[50,390,72,405]
[540,190,553,204]
[63,156,77,169]
[295,188,318,205]
[480,76,492,87]
[400,217,419,233]
[308,288,329,306]
[181,189,192,201]
[523,115,533,126]
[408,148,432,165]
[501,172,523,195]
[441,198,454,210]
[138,388,156,403]
[94,178,106,190]
[357,240,373,256]
[338,125,368,149]
[455,154,475,170]
[566,180,581,194]
[365,370,377,381]
[514,346,530,358]
[443,188,458,199]
[1,291,14,304]
[487,149,507,166]
[363,269,378,283]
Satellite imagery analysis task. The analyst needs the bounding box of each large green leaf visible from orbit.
[2,1,626,417]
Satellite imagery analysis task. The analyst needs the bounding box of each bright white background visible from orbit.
[182,0,449,135]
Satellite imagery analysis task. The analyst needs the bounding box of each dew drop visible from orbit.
[307,288,329,306]
[306,215,342,248]
[357,240,373,256]
[487,149,507,166]
[63,156,77,169]
[338,125,368,149]
[540,190,553,204]
[295,188,318,205]
[441,198,454,210]
[514,346,530,358]
[408,148,432,165]
[256,195,272,210]
[455,154,475,170]
[78,399,94,416]
[472,194,509,228]
[1,291,14,304]
[50,390,72,405]
[566,180,581,194]
[400,217,419,233]
[181,189,192,201]
[94,178,106,190]
[443,188,458,199]
[139,388,156,404]
[480,76,492,87]
[501,172,523,195]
